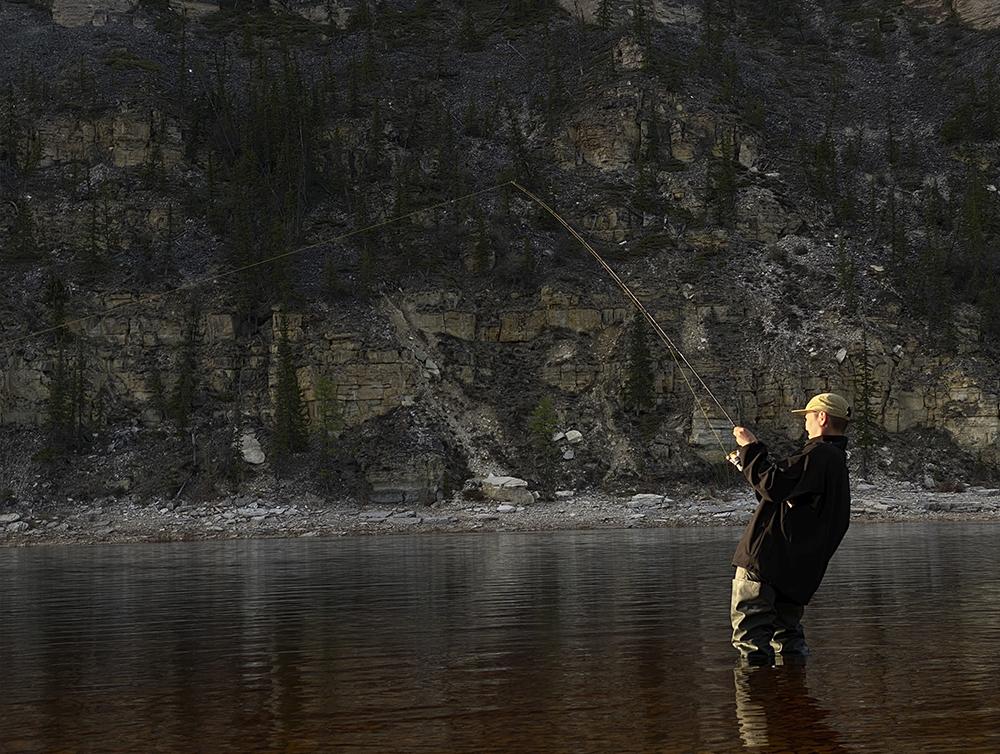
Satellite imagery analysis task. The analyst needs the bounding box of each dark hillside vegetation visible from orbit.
[1,0,999,505]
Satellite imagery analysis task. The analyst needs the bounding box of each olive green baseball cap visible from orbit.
[790,392,851,419]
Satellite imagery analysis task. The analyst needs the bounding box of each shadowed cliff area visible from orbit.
[1,0,999,512]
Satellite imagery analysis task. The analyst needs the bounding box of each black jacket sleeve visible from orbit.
[738,441,823,505]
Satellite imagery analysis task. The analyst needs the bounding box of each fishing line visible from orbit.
[510,181,735,455]
[0,182,508,351]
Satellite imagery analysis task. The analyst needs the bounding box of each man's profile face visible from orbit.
[804,410,825,439]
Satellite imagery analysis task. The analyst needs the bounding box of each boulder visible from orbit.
[467,475,535,506]
[240,432,266,465]
[627,493,664,508]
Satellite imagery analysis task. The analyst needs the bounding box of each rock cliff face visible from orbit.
[2,0,1000,504]
[50,0,137,27]
[903,0,1000,29]
[3,285,997,476]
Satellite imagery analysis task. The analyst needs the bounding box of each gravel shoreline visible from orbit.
[3,481,1000,547]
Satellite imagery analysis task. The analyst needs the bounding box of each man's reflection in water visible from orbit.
[734,657,851,753]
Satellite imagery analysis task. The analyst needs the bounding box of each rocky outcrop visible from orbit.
[735,187,802,243]
[560,88,643,171]
[952,0,1000,29]
[50,0,137,27]
[38,110,184,170]
[903,0,1000,30]
[365,451,445,505]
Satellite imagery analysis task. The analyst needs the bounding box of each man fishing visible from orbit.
[728,393,852,664]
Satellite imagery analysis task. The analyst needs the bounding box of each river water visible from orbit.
[2,523,998,753]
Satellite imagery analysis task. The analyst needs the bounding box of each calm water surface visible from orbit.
[2,523,999,753]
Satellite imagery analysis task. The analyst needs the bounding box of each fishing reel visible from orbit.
[726,449,743,472]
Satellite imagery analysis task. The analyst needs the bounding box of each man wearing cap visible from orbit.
[729,392,852,664]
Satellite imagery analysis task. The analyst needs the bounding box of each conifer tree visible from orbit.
[349,0,371,30]
[272,320,309,468]
[709,127,738,227]
[852,329,877,478]
[471,209,492,272]
[46,335,88,456]
[886,187,908,280]
[958,166,990,286]
[623,316,655,416]
[886,109,900,166]
[47,346,72,455]
[631,0,650,48]
[836,239,858,314]
[169,308,199,430]
[44,274,68,344]
[528,395,560,496]
[147,366,166,418]
[8,201,38,263]
[597,0,612,29]
[460,3,482,50]
[314,375,344,494]
[521,235,536,282]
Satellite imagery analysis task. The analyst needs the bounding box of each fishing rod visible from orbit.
[509,181,737,457]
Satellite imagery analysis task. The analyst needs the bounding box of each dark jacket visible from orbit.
[732,435,851,605]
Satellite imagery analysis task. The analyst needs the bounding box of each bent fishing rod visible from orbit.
[509,181,738,457]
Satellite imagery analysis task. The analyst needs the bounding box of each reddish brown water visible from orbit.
[2,523,998,752]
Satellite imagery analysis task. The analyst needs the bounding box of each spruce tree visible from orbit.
[45,335,87,456]
[460,3,482,51]
[528,395,560,496]
[836,239,858,314]
[314,375,344,494]
[272,320,309,469]
[44,274,68,344]
[471,209,492,272]
[521,235,536,282]
[8,202,38,263]
[47,346,72,455]
[852,329,876,478]
[169,308,199,430]
[709,127,738,227]
[597,0,612,29]
[623,317,654,415]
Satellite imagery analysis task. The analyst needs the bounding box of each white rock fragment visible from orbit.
[835,347,848,364]
[240,432,266,465]
[565,430,583,444]
[628,493,664,508]
[497,504,517,513]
